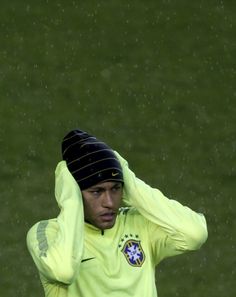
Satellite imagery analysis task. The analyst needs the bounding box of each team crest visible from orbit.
[122,239,145,267]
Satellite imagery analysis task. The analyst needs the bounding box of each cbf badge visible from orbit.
[122,239,145,267]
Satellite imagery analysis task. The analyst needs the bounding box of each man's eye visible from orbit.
[112,186,121,192]
[91,190,100,195]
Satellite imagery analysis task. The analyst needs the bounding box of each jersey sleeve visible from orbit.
[115,152,208,262]
[26,161,84,284]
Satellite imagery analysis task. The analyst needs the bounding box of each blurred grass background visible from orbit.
[0,0,235,296]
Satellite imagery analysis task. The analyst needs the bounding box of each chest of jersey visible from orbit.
[74,213,154,296]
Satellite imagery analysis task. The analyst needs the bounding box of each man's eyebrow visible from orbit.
[89,186,104,191]
[112,183,122,188]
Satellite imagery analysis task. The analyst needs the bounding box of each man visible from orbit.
[27,129,208,297]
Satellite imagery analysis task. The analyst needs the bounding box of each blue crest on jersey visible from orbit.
[122,239,145,267]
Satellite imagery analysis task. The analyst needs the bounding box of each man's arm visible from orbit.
[26,161,84,284]
[115,152,208,255]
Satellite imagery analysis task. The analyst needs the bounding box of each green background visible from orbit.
[0,1,235,296]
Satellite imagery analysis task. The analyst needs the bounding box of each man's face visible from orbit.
[82,181,123,230]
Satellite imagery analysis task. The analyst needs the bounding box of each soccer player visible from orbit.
[27,129,208,297]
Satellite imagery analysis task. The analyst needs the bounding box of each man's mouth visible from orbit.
[100,212,116,222]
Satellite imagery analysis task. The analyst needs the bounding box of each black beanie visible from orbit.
[62,129,123,190]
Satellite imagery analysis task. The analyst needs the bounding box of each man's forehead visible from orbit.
[88,181,122,189]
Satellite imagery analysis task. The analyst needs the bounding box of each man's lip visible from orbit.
[100,212,116,221]
[100,211,116,216]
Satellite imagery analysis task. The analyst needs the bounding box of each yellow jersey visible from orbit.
[27,156,207,297]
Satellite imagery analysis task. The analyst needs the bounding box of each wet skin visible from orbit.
[82,181,123,230]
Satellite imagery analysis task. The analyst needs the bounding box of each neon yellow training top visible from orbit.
[27,153,208,297]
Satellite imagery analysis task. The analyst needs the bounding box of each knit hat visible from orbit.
[62,129,123,190]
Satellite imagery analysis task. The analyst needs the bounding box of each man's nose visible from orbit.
[102,191,114,208]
